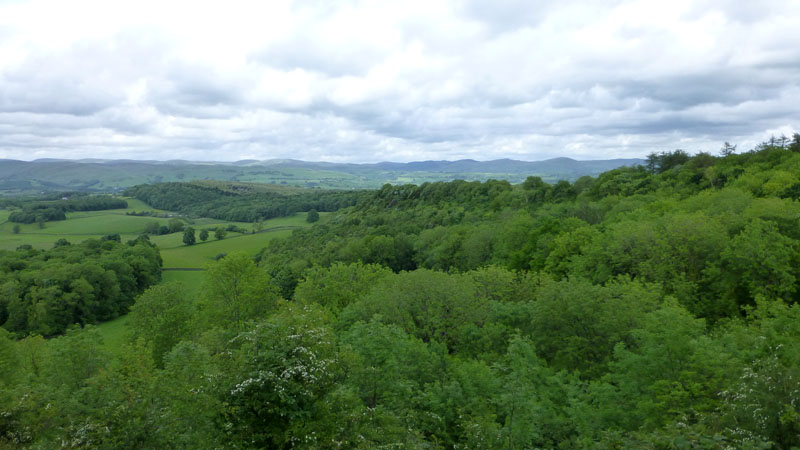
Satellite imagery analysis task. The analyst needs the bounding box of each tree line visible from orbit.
[8,195,128,224]
[124,182,370,222]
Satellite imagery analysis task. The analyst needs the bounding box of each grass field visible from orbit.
[0,203,322,252]
[159,229,296,268]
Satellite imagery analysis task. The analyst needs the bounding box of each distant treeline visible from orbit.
[0,236,161,337]
[124,182,370,221]
[7,195,128,224]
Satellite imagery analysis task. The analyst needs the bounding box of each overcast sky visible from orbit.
[0,0,798,163]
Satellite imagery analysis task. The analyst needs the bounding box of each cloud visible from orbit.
[0,0,798,163]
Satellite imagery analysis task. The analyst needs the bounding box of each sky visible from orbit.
[0,0,798,163]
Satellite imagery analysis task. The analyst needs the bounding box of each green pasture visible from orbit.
[0,207,322,252]
[158,229,295,268]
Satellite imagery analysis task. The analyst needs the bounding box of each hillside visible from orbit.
[0,157,643,193]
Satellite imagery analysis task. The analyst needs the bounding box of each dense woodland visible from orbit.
[0,237,162,336]
[7,195,128,224]
[2,138,800,448]
[124,182,370,222]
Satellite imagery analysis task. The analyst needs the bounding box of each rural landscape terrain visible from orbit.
[2,0,799,448]
[2,139,800,448]
[0,157,643,193]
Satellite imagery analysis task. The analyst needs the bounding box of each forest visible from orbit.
[123,181,370,222]
[0,236,162,336]
[1,137,800,448]
[7,195,128,224]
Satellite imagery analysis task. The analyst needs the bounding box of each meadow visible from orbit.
[0,198,319,252]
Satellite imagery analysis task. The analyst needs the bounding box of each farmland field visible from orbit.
[158,229,296,268]
[0,202,322,252]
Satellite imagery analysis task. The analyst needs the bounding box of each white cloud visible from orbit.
[0,0,798,162]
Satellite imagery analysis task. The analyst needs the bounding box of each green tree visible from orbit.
[219,303,339,448]
[214,227,226,240]
[496,336,577,448]
[198,228,209,241]
[307,209,320,223]
[127,282,196,366]
[168,218,184,233]
[144,220,160,234]
[295,262,391,313]
[182,226,196,245]
[0,328,20,387]
[12,224,20,234]
[527,277,661,378]
[340,269,489,353]
[202,252,279,329]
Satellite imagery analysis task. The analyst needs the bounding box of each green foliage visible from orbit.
[340,269,489,353]
[200,252,279,330]
[127,282,196,367]
[182,226,196,245]
[0,238,162,336]
[125,181,368,222]
[6,141,800,448]
[219,303,340,448]
[294,262,391,312]
[214,227,226,240]
[8,195,127,224]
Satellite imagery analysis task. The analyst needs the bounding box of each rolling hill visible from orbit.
[0,156,643,193]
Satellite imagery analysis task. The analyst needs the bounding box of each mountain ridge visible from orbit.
[0,156,644,193]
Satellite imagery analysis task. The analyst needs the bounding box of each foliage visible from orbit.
[8,195,127,224]
[0,238,162,336]
[125,181,369,222]
[5,141,800,448]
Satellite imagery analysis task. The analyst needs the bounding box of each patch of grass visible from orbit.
[118,197,164,212]
[95,315,129,353]
[34,213,166,235]
[153,212,321,268]
[161,270,206,298]
[159,229,295,268]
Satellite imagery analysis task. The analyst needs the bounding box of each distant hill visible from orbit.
[0,157,644,194]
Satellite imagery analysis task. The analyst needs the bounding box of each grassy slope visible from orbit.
[0,197,308,251]
[153,212,315,268]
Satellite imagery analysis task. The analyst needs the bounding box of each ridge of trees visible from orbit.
[124,182,370,222]
[8,195,128,224]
